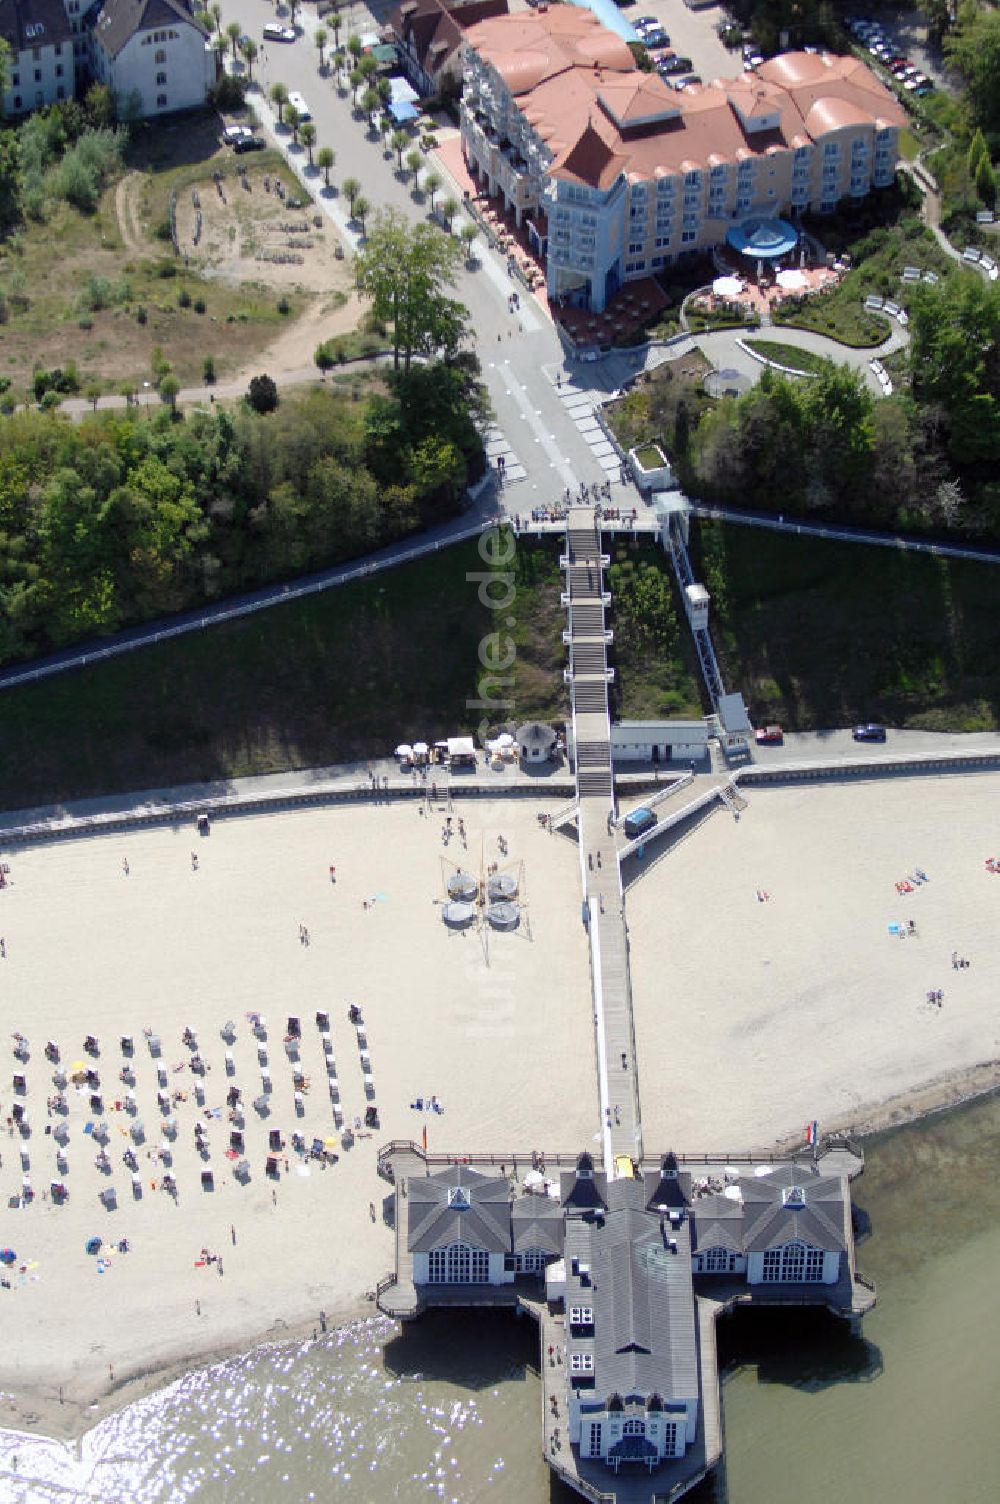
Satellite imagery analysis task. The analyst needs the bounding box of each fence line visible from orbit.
[0,522,488,693]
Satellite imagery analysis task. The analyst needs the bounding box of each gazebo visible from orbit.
[725,217,800,281]
[516,721,557,764]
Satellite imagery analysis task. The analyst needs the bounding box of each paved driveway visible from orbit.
[623,0,742,82]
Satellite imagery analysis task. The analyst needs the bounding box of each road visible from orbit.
[222,0,622,518]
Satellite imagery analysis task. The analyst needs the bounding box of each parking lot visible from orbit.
[621,0,741,84]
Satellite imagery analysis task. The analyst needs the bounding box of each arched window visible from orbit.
[155,49,166,63]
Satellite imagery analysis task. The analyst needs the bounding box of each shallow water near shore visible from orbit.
[3,1092,1000,1504]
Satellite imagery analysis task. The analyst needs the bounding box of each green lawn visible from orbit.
[742,339,829,376]
[0,534,710,811]
[694,521,1000,732]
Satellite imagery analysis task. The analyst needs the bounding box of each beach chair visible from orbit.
[225,1051,235,1076]
[148,1034,161,1058]
[295,1092,305,1117]
[221,1021,236,1044]
[253,1094,268,1115]
[316,1011,330,1031]
[261,1068,272,1094]
[253,1015,267,1040]
[201,1169,214,1192]
[356,1028,368,1050]
[131,1120,145,1144]
[235,1158,250,1183]
[322,1033,333,1055]
[125,1091,137,1115]
[257,1045,268,1067]
[131,1174,143,1200]
[101,1187,117,1210]
[363,1072,375,1099]
[120,1035,133,1056]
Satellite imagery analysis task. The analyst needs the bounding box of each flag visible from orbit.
[422,1123,428,1153]
[806,1120,818,1146]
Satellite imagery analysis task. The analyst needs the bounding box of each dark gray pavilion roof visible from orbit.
[643,1153,692,1212]
[560,1152,609,1211]
[512,1193,565,1257]
[688,1191,744,1254]
[565,1180,699,1406]
[0,0,71,54]
[407,1165,513,1254]
[738,1166,846,1254]
[516,721,557,749]
[94,0,207,59]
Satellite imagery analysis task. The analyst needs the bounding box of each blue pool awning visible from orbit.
[726,217,799,260]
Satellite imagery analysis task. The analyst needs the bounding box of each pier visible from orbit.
[376,508,878,1504]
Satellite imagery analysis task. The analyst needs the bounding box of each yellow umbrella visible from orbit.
[323,1138,339,1150]
[69,1060,89,1079]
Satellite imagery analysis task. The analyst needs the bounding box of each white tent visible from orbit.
[712,275,743,297]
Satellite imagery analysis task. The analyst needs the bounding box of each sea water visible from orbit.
[3,1093,1000,1504]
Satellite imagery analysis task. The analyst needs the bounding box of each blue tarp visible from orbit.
[388,100,420,124]
[569,0,640,45]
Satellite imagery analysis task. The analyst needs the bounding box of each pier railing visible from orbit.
[377,1140,853,1176]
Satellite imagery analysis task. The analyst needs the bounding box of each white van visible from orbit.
[287,91,311,121]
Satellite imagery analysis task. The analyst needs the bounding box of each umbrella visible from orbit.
[412,741,429,755]
[394,743,413,758]
[776,268,807,290]
[496,732,515,748]
[523,1169,545,1188]
[0,1249,16,1266]
[712,275,743,297]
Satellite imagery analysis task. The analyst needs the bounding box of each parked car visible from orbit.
[287,91,311,120]
[634,16,661,33]
[222,124,254,145]
[852,723,887,742]
[623,807,658,841]
[674,74,702,89]
[661,54,693,74]
[233,136,265,153]
[263,22,296,42]
[755,725,784,745]
[642,27,670,50]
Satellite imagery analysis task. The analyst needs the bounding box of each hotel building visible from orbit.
[460,9,907,311]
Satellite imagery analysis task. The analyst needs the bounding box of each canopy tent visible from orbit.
[447,871,478,901]
[776,268,807,290]
[446,736,476,762]
[387,75,420,125]
[395,743,413,758]
[442,901,476,927]
[488,872,519,900]
[388,99,420,125]
[712,275,744,297]
[726,217,798,262]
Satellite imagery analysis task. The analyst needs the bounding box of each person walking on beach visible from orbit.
[122,858,129,876]
[0,937,5,959]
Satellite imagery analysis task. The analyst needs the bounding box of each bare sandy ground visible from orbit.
[0,799,595,1437]
[628,774,1000,1154]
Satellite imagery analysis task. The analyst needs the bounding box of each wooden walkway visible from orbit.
[563,508,643,1171]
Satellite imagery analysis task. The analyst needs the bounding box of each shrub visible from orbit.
[53,128,125,213]
[202,355,216,384]
[39,390,62,410]
[79,274,113,312]
[314,341,335,371]
[277,295,291,316]
[136,305,148,325]
[193,297,206,315]
[154,220,173,242]
[210,74,246,111]
[246,373,279,413]
[178,287,192,309]
[78,316,93,330]
[156,260,177,279]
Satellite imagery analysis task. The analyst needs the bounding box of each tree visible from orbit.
[358,53,378,83]
[315,26,328,69]
[202,355,216,385]
[460,221,478,261]
[159,372,181,413]
[85,380,102,412]
[270,81,288,124]
[285,104,301,144]
[300,121,317,165]
[225,20,241,62]
[347,34,363,63]
[925,0,951,48]
[354,195,370,235]
[946,4,1000,132]
[247,373,279,413]
[342,175,361,214]
[354,207,467,372]
[967,127,989,181]
[288,0,300,26]
[239,36,258,82]
[390,130,409,173]
[440,195,458,232]
[976,154,997,207]
[360,85,381,128]
[330,2,342,49]
[349,67,364,106]
[423,169,442,211]
[317,145,335,188]
[405,147,422,184]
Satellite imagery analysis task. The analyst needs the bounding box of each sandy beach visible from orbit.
[628,773,1000,1153]
[0,798,596,1438]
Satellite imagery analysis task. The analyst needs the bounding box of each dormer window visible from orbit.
[570,1350,594,1373]
[448,1186,470,1210]
[569,1304,594,1328]
[782,1185,805,1208]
